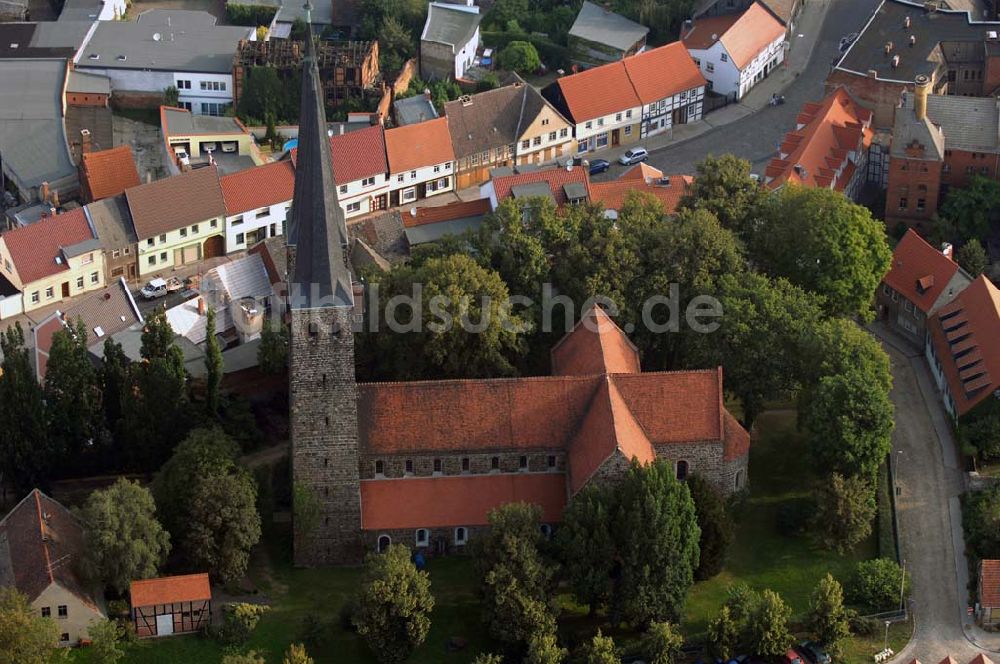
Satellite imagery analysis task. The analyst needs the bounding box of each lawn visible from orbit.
[69,410,905,663]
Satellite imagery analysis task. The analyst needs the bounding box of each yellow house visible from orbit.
[160,106,260,171]
[514,85,577,166]
[0,208,107,314]
[125,166,228,278]
[0,490,106,646]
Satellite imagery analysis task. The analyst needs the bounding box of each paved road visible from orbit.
[879,334,989,662]
[591,0,880,180]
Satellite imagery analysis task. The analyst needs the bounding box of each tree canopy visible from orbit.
[0,588,60,664]
[0,323,49,494]
[497,41,541,73]
[938,175,1000,242]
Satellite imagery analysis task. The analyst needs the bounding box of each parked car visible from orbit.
[201,142,218,153]
[139,276,183,300]
[782,648,804,664]
[797,642,831,664]
[589,159,611,175]
[173,146,189,167]
[221,141,238,153]
[618,147,648,165]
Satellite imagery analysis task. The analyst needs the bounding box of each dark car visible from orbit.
[589,159,611,175]
[797,642,832,664]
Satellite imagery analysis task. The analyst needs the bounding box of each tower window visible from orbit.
[540,524,552,538]
[547,455,556,469]
[415,528,429,546]
[433,458,442,474]
[324,458,329,467]
[324,487,329,497]
[461,457,470,473]
[405,459,414,475]
[308,321,320,338]
[375,460,384,476]
[324,416,329,427]
[519,455,528,471]
[455,527,467,545]
[490,456,500,471]
[676,460,689,481]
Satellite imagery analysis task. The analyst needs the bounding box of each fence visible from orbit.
[702,91,735,114]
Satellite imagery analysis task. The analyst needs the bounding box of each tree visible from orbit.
[809,574,850,654]
[525,630,567,664]
[678,154,769,244]
[100,338,130,442]
[88,618,128,664]
[223,652,266,664]
[0,587,60,664]
[185,469,262,584]
[204,307,223,418]
[687,474,733,580]
[45,319,101,472]
[723,582,757,626]
[283,643,314,664]
[747,589,792,657]
[938,175,1000,242]
[847,559,909,613]
[78,478,171,594]
[754,186,892,321]
[957,238,988,276]
[497,41,541,73]
[164,85,179,107]
[476,72,501,92]
[258,315,289,374]
[813,473,876,553]
[353,544,434,663]
[614,460,700,627]
[555,483,615,614]
[361,254,527,380]
[642,621,684,664]
[220,603,269,645]
[472,654,504,664]
[378,16,414,74]
[582,629,618,664]
[0,323,50,493]
[962,411,1000,460]
[708,605,739,661]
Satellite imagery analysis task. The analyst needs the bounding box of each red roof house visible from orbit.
[622,41,706,106]
[484,165,591,209]
[220,160,296,217]
[979,559,1000,625]
[79,146,141,203]
[590,164,693,214]
[130,573,212,638]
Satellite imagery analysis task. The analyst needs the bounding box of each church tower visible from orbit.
[287,3,362,566]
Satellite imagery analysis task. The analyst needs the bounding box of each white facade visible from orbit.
[574,106,641,154]
[925,334,957,419]
[226,202,290,253]
[337,174,391,219]
[388,161,455,206]
[173,72,235,115]
[688,33,784,100]
[137,217,225,277]
[639,86,705,138]
[454,27,480,79]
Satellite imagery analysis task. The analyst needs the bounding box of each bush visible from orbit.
[846,608,878,636]
[226,3,278,25]
[497,41,541,74]
[219,603,270,646]
[847,559,909,613]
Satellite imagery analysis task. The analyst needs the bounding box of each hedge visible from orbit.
[226,3,278,26]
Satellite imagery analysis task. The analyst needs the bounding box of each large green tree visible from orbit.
[78,478,171,594]
[678,154,769,245]
[847,559,909,613]
[555,483,615,614]
[938,175,1000,242]
[45,319,101,472]
[497,41,541,73]
[754,186,891,321]
[642,621,684,664]
[747,589,792,657]
[353,544,434,663]
[0,323,50,493]
[687,474,733,580]
[614,460,700,627]
[957,238,989,277]
[205,306,223,418]
[0,587,60,664]
[185,468,262,584]
[100,338,130,446]
[582,630,618,664]
[813,473,877,553]
[708,605,739,661]
[809,574,850,655]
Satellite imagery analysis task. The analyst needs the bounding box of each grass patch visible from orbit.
[839,618,912,664]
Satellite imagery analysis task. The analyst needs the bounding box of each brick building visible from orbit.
[885,74,1000,229]
[286,17,750,566]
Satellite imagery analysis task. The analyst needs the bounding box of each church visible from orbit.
[284,7,751,566]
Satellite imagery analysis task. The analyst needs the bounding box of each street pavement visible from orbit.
[591,0,880,181]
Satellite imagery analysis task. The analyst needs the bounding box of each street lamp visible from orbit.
[895,449,904,496]
[883,620,891,652]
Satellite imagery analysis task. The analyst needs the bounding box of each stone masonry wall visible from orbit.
[357,450,567,479]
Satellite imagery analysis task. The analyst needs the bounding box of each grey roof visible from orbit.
[67,70,111,95]
[421,3,481,49]
[59,0,113,21]
[404,216,483,245]
[213,252,273,301]
[511,181,556,202]
[62,237,103,258]
[0,59,76,193]
[350,237,390,271]
[77,10,254,74]
[444,77,558,157]
[563,181,588,201]
[394,94,439,126]
[836,0,1000,82]
[0,21,89,58]
[893,93,998,158]
[163,108,245,136]
[85,195,136,251]
[287,17,353,309]
[891,99,945,160]
[569,1,648,52]
[30,21,93,52]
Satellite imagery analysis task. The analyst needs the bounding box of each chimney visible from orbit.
[197,297,206,315]
[146,170,152,184]
[39,181,49,204]
[942,242,954,259]
[925,0,937,12]
[50,191,59,207]
[423,88,431,101]
[885,41,894,54]
[339,124,345,135]
[914,74,930,120]
[904,15,911,28]
[80,128,92,154]
[868,69,879,78]
[891,54,901,68]
[909,34,917,47]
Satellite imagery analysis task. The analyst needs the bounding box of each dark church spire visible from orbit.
[287,1,353,309]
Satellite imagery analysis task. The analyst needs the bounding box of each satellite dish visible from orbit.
[153,32,161,41]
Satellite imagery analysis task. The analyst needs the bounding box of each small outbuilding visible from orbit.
[130,573,212,637]
[979,560,1000,627]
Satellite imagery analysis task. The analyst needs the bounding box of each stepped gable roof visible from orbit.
[551,305,641,376]
[360,474,567,529]
[883,229,966,314]
[928,275,1000,416]
[130,573,211,608]
[622,41,705,104]
[0,489,99,611]
[286,9,353,310]
[0,207,95,284]
[765,87,873,190]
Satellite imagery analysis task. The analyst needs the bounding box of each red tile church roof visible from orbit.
[551,305,641,376]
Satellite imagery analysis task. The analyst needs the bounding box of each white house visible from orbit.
[59,0,127,22]
[419,3,482,81]
[384,117,456,207]
[681,1,785,101]
[621,41,706,139]
[323,124,390,219]
[220,160,295,253]
[74,10,254,115]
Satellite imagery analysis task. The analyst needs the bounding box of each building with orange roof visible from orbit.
[877,229,971,347]
[79,145,141,203]
[403,198,491,245]
[220,160,295,253]
[482,163,591,209]
[622,42,707,139]
[765,87,873,199]
[681,1,786,101]
[384,117,456,207]
[590,170,693,215]
[0,489,106,645]
[130,573,212,638]
[927,275,1000,417]
[0,207,106,314]
[356,305,750,555]
[978,559,1000,626]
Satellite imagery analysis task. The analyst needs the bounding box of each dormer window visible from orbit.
[88,53,99,60]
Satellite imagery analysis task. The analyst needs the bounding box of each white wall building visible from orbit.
[420,3,482,81]
[384,116,456,206]
[681,1,785,101]
[220,160,295,252]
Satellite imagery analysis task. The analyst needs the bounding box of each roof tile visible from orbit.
[0,208,95,284]
[130,573,211,607]
[552,60,641,122]
[982,560,1000,607]
[405,198,491,227]
[125,166,226,240]
[883,229,963,314]
[384,117,455,174]
[622,41,705,104]
[220,160,295,217]
[80,145,141,202]
[491,166,590,206]
[683,2,786,69]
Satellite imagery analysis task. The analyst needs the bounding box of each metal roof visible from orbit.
[394,95,439,126]
[163,107,245,136]
[76,10,254,74]
[569,1,648,52]
[421,3,481,49]
[67,70,111,95]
